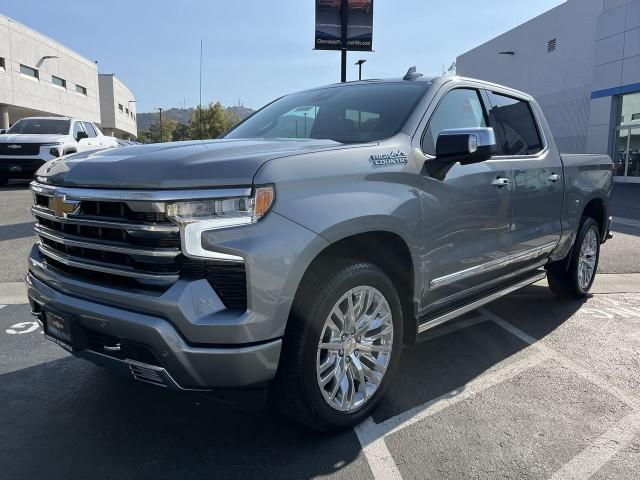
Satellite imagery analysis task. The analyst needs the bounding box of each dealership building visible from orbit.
[457,0,640,183]
[0,15,137,138]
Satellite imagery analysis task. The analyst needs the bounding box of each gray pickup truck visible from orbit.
[26,70,613,431]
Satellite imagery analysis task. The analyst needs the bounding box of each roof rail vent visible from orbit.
[403,66,424,81]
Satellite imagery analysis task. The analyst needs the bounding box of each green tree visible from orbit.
[172,123,190,142]
[188,102,240,140]
[148,117,178,143]
[137,130,150,143]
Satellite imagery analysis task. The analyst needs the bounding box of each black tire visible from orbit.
[547,217,601,298]
[274,260,403,432]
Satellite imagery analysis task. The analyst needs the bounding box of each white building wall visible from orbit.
[0,15,100,126]
[457,0,604,154]
[587,0,640,154]
[98,74,137,138]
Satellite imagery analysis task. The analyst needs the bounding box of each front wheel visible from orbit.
[275,261,403,431]
[547,217,601,298]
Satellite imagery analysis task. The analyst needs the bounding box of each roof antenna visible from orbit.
[403,66,423,81]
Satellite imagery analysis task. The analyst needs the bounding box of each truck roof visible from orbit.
[298,74,533,102]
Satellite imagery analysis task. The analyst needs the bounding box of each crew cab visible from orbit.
[0,117,118,186]
[25,71,613,431]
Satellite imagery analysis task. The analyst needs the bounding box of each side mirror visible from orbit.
[76,131,89,142]
[436,127,497,165]
[0,129,6,134]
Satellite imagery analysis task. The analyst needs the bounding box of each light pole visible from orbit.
[158,107,163,143]
[355,59,367,80]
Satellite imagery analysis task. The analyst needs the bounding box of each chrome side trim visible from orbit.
[37,242,179,282]
[510,241,557,263]
[418,270,546,334]
[31,182,251,202]
[426,259,548,314]
[32,206,179,233]
[429,242,557,289]
[430,255,509,290]
[34,225,180,258]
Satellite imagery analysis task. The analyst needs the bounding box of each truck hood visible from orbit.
[35,138,342,189]
[0,134,69,144]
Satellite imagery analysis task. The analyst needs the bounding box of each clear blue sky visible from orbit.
[2,0,565,113]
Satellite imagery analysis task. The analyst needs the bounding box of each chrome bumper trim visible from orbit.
[37,242,179,282]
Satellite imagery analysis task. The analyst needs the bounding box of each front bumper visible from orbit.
[26,271,282,389]
[0,157,47,179]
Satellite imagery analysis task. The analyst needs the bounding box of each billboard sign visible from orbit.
[315,0,373,52]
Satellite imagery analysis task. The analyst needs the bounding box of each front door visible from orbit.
[615,127,640,184]
[418,87,512,316]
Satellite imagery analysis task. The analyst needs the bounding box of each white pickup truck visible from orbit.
[0,117,118,186]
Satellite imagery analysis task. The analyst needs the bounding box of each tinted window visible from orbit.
[423,89,487,155]
[225,82,431,143]
[20,64,39,79]
[73,122,85,138]
[7,119,70,135]
[52,76,66,88]
[83,122,97,137]
[486,92,543,155]
[76,84,87,95]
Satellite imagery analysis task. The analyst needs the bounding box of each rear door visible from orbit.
[483,90,563,269]
[418,87,513,314]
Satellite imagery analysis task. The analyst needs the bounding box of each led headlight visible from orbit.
[166,186,274,260]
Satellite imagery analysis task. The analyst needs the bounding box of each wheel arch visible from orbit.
[582,196,607,239]
[291,229,418,346]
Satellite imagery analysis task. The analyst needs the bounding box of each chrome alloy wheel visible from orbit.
[578,226,598,290]
[316,286,394,412]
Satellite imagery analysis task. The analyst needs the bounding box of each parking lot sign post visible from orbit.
[341,0,348,82]
[315,0,374,82]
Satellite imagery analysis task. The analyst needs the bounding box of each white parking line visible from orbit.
[481,308,640,410]
[356,302,640,480]
[355,312,550,480]
[549,410,640,480]
[355,350,551,479]
[0,305,6,310]
[483,307,640,480]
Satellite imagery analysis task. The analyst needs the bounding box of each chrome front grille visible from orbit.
[30,182,249,310]
[31,184,182,290]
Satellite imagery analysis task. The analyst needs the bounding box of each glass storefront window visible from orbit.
[615,93,640,182]
[618,92,640,127]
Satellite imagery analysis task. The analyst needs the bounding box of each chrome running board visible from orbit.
[418,270,546,334]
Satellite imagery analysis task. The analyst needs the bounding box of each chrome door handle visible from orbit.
[549,174,561,183]
[491,178,511,188]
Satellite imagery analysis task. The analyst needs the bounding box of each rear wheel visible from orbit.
[275,260,403,431]
[547,217,601,298]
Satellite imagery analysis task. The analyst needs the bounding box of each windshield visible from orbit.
[224,82,430,143]
[7,119,71,135]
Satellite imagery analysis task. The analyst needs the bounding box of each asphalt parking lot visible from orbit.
[1,180,640,479]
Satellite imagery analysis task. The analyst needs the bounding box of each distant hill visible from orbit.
[137,106,254,131]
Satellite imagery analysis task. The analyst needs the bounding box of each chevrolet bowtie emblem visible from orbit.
[48,195,80,218]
